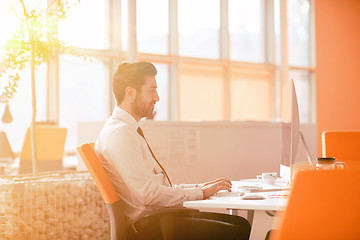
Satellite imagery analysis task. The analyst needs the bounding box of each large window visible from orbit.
[0,0,316,153]
[179,64,224,121]
[59,55,110,151]
[178,0,220,59]
[287,0,313,123]
[229,0,265,63]
[230,68,273,121]
[137,0,169,54]
[58,0,110,49]
[274,0,313,123]
[287,0,310,67]
[57,0,111,152]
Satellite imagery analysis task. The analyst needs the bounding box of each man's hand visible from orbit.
[199,178,232,199]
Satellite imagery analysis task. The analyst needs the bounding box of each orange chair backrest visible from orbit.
[322,131,360,168]
[77,143,120,204]
[20,127,67,161]
[0,131,15,159]
[272,169,360,240]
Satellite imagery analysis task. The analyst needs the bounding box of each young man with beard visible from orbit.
[95,62,250,239]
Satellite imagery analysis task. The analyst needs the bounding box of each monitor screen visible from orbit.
[280,79,300,183]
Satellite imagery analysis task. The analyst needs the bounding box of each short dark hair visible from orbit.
[113,61,157,105]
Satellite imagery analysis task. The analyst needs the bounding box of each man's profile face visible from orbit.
[133,75,159,119]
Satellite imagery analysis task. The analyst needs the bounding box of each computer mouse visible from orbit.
[241,194,265,200]
[214,190,245,197]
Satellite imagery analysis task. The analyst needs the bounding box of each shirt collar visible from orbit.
[112,106,139,130]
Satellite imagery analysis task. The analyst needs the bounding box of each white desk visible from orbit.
[0,156,77,175]
[183,180,290,240]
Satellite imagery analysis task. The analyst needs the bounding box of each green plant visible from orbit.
[0,0,78,104]
[0,0,80,175]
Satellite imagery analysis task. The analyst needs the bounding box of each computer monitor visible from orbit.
[280,79,300,184]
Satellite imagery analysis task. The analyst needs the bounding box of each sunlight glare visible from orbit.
[229,0,261,34]
[0,5,20,57]
[178,0,219,37]
[137,0,168,54]
[58,0,109,49]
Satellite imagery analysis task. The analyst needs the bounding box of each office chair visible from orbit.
[270,169,360,240]
[77,143,200,240]
[19,126,67,173]
[322,131,360,169]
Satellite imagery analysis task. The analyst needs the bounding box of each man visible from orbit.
[95,62,250,239]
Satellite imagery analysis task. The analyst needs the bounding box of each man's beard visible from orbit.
[134,97,154,119]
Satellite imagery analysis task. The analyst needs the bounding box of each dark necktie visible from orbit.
[137,127,172,187]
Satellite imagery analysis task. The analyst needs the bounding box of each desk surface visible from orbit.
[184,179,291,240]
[183,180,289,211]
[0,156,77,175]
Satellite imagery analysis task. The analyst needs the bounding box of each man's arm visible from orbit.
[101,126,203,206]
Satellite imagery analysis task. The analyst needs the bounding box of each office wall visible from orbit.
[77,121,317,184]
[315,0,360,154]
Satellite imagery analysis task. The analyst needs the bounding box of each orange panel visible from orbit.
[272,169,360,240]
[316,0,360,154]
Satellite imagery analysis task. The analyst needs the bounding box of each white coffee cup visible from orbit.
[257,172,277,185]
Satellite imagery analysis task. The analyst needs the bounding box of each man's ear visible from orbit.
[125,86,136,100]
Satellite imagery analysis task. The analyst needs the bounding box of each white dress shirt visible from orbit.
[95,107,203,223]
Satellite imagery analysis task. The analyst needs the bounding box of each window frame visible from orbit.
[25,0,316,153]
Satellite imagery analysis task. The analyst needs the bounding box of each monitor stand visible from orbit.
[280,131,315,186]
[299,131,315,167]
